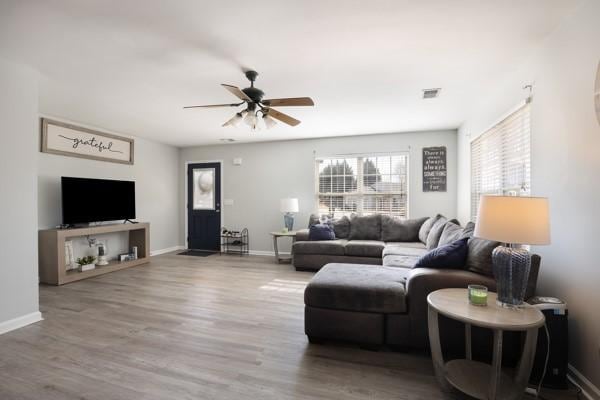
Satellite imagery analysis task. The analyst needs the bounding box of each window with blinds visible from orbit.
[471,103,531,220]
[316,154,409,218]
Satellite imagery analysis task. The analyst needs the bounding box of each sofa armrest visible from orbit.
[295,229,310,242]
[404,268,496,347]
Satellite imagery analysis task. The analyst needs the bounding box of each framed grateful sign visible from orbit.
[41,118,134,165]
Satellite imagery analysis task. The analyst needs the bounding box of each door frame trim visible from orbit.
[184,160,224,250]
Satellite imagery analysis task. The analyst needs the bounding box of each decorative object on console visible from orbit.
[280,198,299,231]
[183,70,315,130]
[64,241,76,270]
[96,241,109,266]
[41,118,134,164]
[77,256,96,272]
[475,195,550,307]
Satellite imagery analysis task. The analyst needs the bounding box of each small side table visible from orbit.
[427,288,545,400]
[269,231,297,263]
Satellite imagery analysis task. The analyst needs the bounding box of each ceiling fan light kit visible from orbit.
[184,70,314,131]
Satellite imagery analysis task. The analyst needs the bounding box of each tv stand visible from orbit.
[123,219,138,224]
[38,222,150,285]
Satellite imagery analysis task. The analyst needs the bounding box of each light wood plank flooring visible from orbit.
[0,253,572,399]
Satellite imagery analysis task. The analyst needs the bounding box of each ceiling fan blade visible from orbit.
[221,84,252,102]
[265,108,301,126]
[262,97,314,107]
[183,103,243,109]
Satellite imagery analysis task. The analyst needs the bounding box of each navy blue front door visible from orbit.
[187,162,221,251]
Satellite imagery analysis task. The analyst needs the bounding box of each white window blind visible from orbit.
[316,154,409,218]
[471,103,531,220]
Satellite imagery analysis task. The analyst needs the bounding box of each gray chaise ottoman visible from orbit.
[304,263,409,345]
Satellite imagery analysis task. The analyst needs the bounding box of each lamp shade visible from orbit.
[280,198,299,213]
[474,195,550,245]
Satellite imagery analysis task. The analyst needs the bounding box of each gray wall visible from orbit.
[0,59,40,325]
[37,120,181,254]
[181,130,457,253]
[457,0,600,389]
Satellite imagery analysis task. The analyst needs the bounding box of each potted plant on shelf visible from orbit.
[76,256,97,272]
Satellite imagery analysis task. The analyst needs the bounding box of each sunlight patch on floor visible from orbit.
[259,279,307,293]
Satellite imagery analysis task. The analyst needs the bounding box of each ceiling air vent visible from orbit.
[422,88,441,99]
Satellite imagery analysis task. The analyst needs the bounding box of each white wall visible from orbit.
[37,119,181,254]
[181,130,457,253]
[457,0,600,391]
[0,59,41,330]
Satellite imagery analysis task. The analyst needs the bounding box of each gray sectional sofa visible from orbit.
[293,213,464,271]
[294,214,541,353]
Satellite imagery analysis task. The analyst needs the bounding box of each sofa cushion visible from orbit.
[418,214,442,244]
[438,221,464,246]
[309,224,335,241]
[307,214,352,239]
[384,241,427,250]
[349,214,382,240]
[383,255,421,269]
[425,216,448,249]
[415,238,469,269]
[292,239,347,256]
[381,216,428,242]
[382,245,428,258]
[344,240,385,258]
[304,263,408,313]
[466,237,500,277]
[461,222,475,239]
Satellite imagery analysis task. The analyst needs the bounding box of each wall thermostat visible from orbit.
[233,157,242,166]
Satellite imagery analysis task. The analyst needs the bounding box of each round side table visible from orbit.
[427,288,545,400]
[269,231,297,263]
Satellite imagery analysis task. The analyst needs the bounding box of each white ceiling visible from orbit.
[0,0,581,147]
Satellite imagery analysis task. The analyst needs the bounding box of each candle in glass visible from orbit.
[468,284,488,306]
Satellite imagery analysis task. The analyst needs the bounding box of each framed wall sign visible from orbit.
[41,118,134,165]
[423,146,447,192]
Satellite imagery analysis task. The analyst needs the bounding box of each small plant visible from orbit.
[76,256,96,266]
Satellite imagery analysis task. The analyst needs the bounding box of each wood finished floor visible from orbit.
[0,253,570,399]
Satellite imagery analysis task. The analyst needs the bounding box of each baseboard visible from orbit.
[568,364,600,400]
[249,250,290,257]
[0,311,43,335]
[150,245,185,256]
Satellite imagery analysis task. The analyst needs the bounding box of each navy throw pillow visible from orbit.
[308,224,336,241]
[414,238,469,269]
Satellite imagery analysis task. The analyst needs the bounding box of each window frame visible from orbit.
[314,152,410,218]
[470,101,531,221]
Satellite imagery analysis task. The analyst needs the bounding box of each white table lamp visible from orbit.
[280,198,299,231]
[474,195,550,307]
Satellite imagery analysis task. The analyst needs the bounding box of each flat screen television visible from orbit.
[61,177,136,224]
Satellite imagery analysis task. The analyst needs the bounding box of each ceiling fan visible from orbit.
[184,70,314,130]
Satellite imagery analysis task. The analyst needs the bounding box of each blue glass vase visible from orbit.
[492,245,531,307]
